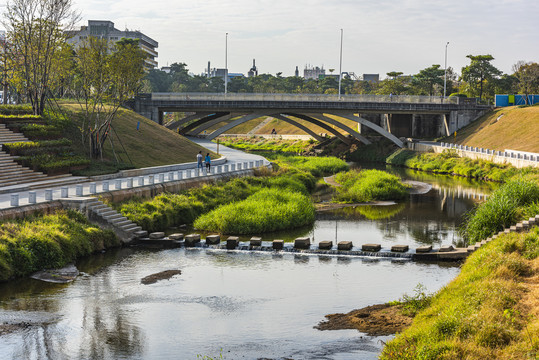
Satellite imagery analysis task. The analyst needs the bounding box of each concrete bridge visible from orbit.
[130,93,491,147]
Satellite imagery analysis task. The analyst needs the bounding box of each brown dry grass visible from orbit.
[453,106,539,153]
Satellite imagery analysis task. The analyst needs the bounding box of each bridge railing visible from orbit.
[151,92,466,105]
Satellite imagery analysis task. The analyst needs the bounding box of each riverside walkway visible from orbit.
[0,138,269,211]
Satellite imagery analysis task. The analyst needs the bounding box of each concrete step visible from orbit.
[112,219,132,227]
[121,224,142,233]
[98,209,116,217]
[103,213,124,221]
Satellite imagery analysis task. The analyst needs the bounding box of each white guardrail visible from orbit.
[439,142,539,162]
[151,92,463,105]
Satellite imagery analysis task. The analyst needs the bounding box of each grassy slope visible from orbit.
[452,106,539,153]
[60,103,216,168]
[207,114,361,136]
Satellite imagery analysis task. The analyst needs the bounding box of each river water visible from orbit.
[0,167,496,360]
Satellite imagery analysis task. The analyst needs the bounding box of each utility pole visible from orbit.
[338,29,343,100]
[444,41,449,99]
[225,32,228,96]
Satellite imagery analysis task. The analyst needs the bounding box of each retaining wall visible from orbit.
[409,142,539,168]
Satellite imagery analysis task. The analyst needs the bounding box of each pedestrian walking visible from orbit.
[205,153,211,172]
[197,151,203,170]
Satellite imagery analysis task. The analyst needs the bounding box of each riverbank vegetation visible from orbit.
[194,188,315,234]
[461,179,539,244]
[218,137,316,154]
[387,149,539,182]
[0,210,119,282]
[332,169,409,203]
[380,227,539,360]
[118,155,348,233]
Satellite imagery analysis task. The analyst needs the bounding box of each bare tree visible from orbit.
[2,0,79,115]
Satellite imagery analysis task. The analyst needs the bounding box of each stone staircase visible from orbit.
[84,197,145,243]
[0,123,29,144]
[0,124,88,192]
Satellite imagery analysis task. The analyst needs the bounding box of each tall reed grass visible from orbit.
[193,188,315,234]
[461,179,539,244]
[333,169,409,203]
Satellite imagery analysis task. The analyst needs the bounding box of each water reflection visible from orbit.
[0,166,499,360]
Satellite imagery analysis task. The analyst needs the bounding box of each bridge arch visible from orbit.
[327,112,404,147]
[289,113,371,145]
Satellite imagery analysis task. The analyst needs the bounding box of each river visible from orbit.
[0,166,496,360]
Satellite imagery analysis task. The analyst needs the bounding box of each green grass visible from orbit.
[461,179,539,244]
[118,155,344,232]
[333,169,409,203]
[193,188,315,234]
[0,210,120,281]
[380,228,539,360]
[392,149,539,183]
[218,136,316,153]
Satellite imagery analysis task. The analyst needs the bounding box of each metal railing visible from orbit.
[151,92,466,105]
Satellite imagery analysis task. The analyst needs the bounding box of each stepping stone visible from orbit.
[250,236,262,247]
[438,245,455,252]
[273,240,284,250]
[522,221,530,229]
[169,233,184,240]
[184,234,201,247]
[391,245,409,253]
[318,241,333,250]
[149,232,165,240]
[294,237,310,250]
[226,236,239,249]
[416,245,432,253]
[362,244,381,252]
[337,241,353,251]
[206,234,220,245]
[467,245,476,253]
[134,230,148,238]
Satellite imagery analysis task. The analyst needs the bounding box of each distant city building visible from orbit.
[304,65,325,80]
[206,68,244,81]
[247,59,258,77]
[160,66,171,74]
[66,20,158,69]
[294,66,299,77]
[363,74,380,82]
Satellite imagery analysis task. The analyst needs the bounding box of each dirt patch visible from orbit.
[141,270,182,285]
[315,303,413,336]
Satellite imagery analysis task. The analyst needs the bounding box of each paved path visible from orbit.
[0,138,270,210]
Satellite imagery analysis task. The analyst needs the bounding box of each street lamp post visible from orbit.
[443,41,449,99]
[338,29,343,100]
[225,32,228,95]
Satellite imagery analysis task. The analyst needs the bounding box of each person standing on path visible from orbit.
[197,151,203,170]
[205,153,211,172]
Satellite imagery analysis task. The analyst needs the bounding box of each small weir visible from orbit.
[133,232,468,261]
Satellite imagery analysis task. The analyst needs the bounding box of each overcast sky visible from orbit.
[72,0,538,78]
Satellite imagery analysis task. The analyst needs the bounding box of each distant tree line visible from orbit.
[145,57,539,104]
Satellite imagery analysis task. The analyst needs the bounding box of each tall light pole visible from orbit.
[225,32,228,95]
[338,29,343,100]
[443,41,449,99]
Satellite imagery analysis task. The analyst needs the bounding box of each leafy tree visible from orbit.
[461,54,502,101]
[2,0,79,115]
[72,37,146,159]
[376,72,409,95]
[513,61,539,104]
[413,64,445,96]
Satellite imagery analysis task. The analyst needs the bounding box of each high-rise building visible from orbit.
[66,20,158,69]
